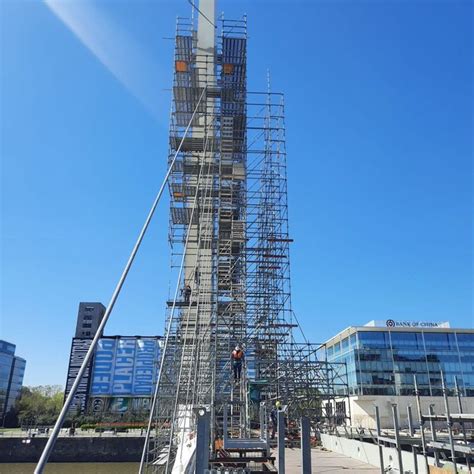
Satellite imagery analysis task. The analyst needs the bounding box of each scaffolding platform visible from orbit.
[165,300,197,307]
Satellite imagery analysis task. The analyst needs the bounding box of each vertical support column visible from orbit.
[374,405,384,474]
[277,410,285,474]
[260,402,267,441]
[407,406,418,474]
[392,404,404,474]
[223,404,228,447]
[197,0,216,57]
[414,375,429,473]
[300,417,311,474]
[441,373,457,473]
[196,407,210,473]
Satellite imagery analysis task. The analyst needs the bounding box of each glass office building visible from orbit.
[0,340,26,421]
[325,322,474,397]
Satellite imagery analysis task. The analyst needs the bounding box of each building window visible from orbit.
[341,337,349,352]
[424,333,456,350]
[83,315,92,321]
[390,332,424,350]
[358,331,390,349]
[82,323,92,329]
[456,333,474,350]
[85,306,94,312]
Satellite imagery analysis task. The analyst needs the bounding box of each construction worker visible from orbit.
[270,406,277,439]
[231,345,244,381]
[270,401,282,439]
[182,284,192,303]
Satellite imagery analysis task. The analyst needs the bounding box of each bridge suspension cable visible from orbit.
[34,86,207,474]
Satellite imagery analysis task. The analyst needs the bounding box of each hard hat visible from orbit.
[235,345,241,351]
[275,401,281,409]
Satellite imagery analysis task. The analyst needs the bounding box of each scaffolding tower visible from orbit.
[142,2,349,472]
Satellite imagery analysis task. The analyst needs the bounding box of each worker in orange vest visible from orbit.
[231,345,244,381]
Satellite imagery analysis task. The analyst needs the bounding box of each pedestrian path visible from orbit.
[283,447,379,473]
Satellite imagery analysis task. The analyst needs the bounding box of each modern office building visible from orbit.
[0,340,26,423]
[325,320,474,428]
[65,303,161,415]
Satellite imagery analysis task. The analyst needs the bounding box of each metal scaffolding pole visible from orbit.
[34,86,206,474]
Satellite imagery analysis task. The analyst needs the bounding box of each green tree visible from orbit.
[16,385,64,427]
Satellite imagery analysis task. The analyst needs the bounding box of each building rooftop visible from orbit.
[324,320,474,348]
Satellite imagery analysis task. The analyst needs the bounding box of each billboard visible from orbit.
[90,337,160,397]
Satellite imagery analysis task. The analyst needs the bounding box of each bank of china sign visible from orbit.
[385,319,449,328]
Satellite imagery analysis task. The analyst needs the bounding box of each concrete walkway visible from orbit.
[282,447,379,473]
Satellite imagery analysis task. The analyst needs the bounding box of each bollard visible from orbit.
[428,405,440,467]
[195,407,210,473]
[407,406,418,474]
[300,416,311,473]
[277,410,285,474]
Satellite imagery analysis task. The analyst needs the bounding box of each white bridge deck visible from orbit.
[281,447,379,473]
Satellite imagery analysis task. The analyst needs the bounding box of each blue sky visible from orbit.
[1,0,472,386]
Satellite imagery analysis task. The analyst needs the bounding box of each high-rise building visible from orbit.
[64,302,105,413]
[0,340,26,423]
[74,302,105,338]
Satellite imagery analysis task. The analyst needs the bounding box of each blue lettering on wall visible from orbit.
[112,338,135,394]
[133,338,157,395]
[90,337,161,397]
[90,339,116,395]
